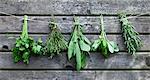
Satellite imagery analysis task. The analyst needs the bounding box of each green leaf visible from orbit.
[25,44,29,48]
[32,46,37,53]
[38,37,43,43]
[75,43,81,71]
[102,39,107,48]
[102,48,108,58]
[22,52,30,64]
[13,48,22,63]
[110,42,119,52]
[36,45,42,52]
[81,53,87,68]
[107,41,114,53]
[81,35,91,45]
[91,39,101,51]
[68,41,74,59]
[19,47,25,51]
[79,40,90,52]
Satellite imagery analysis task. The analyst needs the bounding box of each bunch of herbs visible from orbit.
[12,15,44,64]
[91,15,119,58]
[45,17,68,58]
[118,13,142,55]
[68,17,91,71]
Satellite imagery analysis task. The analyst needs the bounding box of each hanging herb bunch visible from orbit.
[45,16,68,58]
[118,13,142,55]
[91,15,119,58]
[68,17,91,71]
[12,15,44,64]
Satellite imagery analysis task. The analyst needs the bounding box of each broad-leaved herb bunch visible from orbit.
[91,15,119,58]
[68,17,91,71]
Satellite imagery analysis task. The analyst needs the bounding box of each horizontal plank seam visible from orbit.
[0,33,149,36]
[0,32,149,35]
[0,50,149,53]
[1,14,150,16]
[0,68,150,71]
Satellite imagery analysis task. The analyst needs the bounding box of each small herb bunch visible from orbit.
[12,15,44,64]
[68,17,91,71]
[118,13,142,55]
[45,17,68,58]
[32,37,45,55]
[91,15,119,58]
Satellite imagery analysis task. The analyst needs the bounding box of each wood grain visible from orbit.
[0,16,149,33]
[0,0,150,14]
[0,70,149,80]
[0,52,149,69]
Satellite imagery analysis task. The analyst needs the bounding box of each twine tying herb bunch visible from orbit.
[68,17,91,71]
[12,15,44,64]
[45,16,68,58]
[91,15,119,58]
[118,13,142,55]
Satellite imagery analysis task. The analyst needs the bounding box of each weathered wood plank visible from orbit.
[0,70,149,80]
[0,52,149,69]
[0,34,149,51]
[0,0,150,14]
[0,16,149,33]
[90,0,150,14]
[0,0,90,14]
[95,71,150,80]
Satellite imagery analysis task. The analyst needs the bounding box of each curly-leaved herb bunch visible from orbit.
[12,15,44,64]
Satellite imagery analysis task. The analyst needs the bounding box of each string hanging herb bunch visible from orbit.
[91,15,119,58]
[45,16,68,58]
[68,17,91,71]
[12,15,44,64]
[118,13,142,55]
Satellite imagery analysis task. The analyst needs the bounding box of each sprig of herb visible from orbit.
[68,17,91,71]
[45,17,68,58]
[118,13,142,55]
[91,15,119,58]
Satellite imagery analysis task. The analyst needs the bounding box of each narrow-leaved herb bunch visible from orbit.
[45,17,68,58]
[91,15,119,58]
[118,13,142,55]
[12,15,44,64]
[68,17,91,71]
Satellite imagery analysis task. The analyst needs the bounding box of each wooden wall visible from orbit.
[0,0,150,80]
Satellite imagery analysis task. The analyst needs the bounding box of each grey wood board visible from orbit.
[0,0,150,14]
[0,52,149,69]
[0,70,149,80]
[0,16,149,33]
